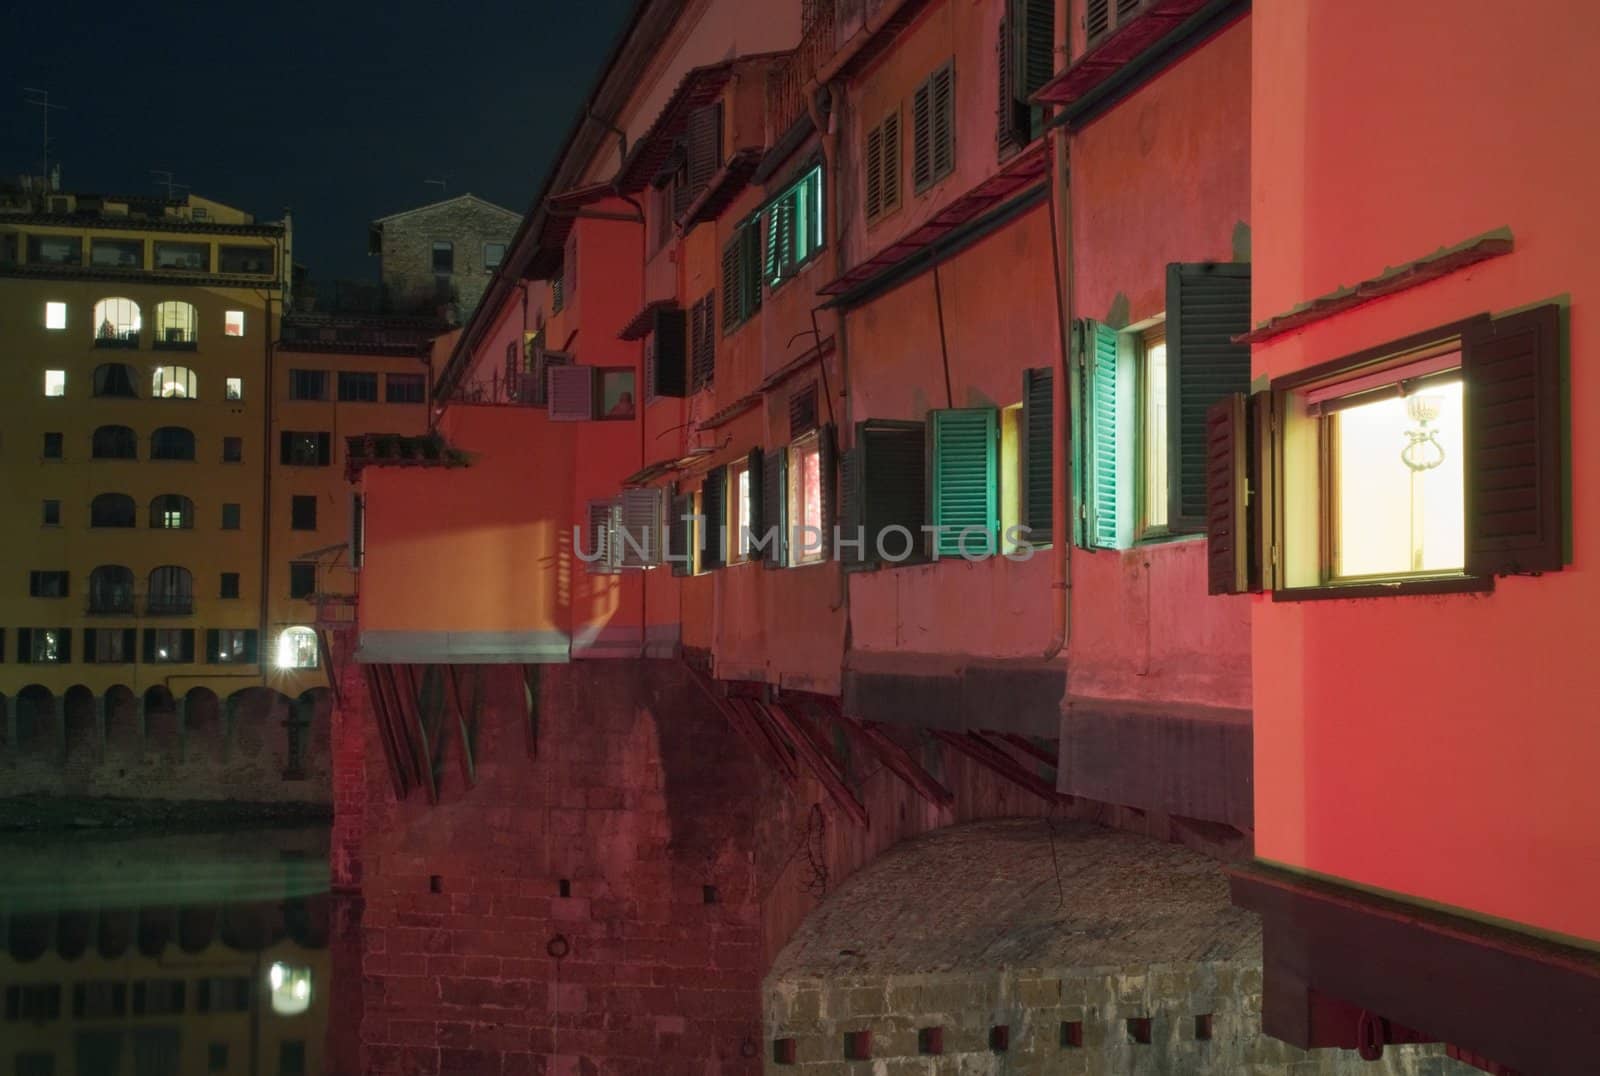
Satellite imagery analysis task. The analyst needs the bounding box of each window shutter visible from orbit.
[747,448,765,539]
[143,629,156,664]
[789,382,819,438]
[1022,367,1054,544]
[931,63,955,183]
[84,628,99,663]
[720,241,740,333]
[1083,319,1122,549]
[179,630,193,664]
[866,122,884,220]
[548,365,597,420]
[912,80,933,191]
[18,628,32,663]
[881,112,901,215]
[1166,262,1251,532]
[206,629,221,664]
[701,468,727,570]
[59,630,72,664]
[857,420,927,564]
[123,628,137,661]
[762,447,787,568]
[669,492,693,577]
[1204,393,1250,595]
[242,630,259,665]
[1086,0,1112,43]
[617,488,664,569]
[929,409,999,557]
[650,308,688,398]
[685,103,723,201]
[349,493,364,570]
[819,423,839,533]
[997,17,1020,153]
[1463,303,1564,576]
[585,499,616,574]
[317,433,332,466]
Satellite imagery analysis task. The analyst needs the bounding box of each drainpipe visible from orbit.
[1041,121,1073,662]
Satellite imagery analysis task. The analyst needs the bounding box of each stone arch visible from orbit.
[97,908,134,958]
[178,905,219,953]
[184,686,224,765]
[56,909,93,960]
[143,685,181,761]
[226,687,281,763]
[289,687,332,778]
[14,684,57,755]
[8,912,52,962]
[105,683,142,756]
[62,683,100,763]
[220,901,281,951]
[137,906,177,957]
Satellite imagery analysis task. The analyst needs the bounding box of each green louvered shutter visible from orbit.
[1083,319,1121,549]
[840,446,864,569]
[928,409,999,557]
[1167,263,1251,532]
[701,467,726,570]
[1022,368,1054,544]
[1015,0,1055,140]
[858,420,926,564]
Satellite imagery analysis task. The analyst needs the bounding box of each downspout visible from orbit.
[1041,120,1073,662]
[808,82,851,620]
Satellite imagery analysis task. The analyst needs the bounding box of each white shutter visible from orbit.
[616,488,664,569]
[586,499,620,574]
[547,363,595,420]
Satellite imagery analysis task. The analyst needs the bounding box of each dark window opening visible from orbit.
[43,432,63,459]
[280,431,331,466]
[150,426,197,461]
[88,566,135,614]
[387,373,425,403]
[92,424,138,459]
[289,562,317,599]
[291,495,318,530]
[432,241,454,273]
[289,369,327,400]
[92,363,139,398]
[221,503,241,530]
[338,371,378,402]
[223,436,243,463]
[221,572,240,599]
[29,570,69,598]
[90,493,137,528]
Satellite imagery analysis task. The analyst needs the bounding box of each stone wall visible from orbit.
[0,686,331,804]
[379,198,519,318]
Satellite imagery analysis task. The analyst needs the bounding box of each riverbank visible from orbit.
[0,794,331,836]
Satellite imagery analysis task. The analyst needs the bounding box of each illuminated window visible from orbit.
[154,241,209,271]
[92,296,142,345]
[145,628,192,663]
[226,377,243,400]
[91,237,143,267]
[153,365,198,398]
[268,962,314,1015]
[211,630,256,664]
[787,431,824,565]
[764,164,824,289]
[224,310,245,337]
[1320,370,1464,581]
[1140,325,1169,533]
[45,300,66,329]
[150,494,194,530]
[276,627,319,670]
[20,628,69,663]
[728,458,751,562]
[154,300,198,346]
[44,369,66,396]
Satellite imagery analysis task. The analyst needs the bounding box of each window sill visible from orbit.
[1272,574,1493,602]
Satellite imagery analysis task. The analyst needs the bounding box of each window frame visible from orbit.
[728,458,752,564]
[787,431,826,567]
[432,240,454,274]
[337,370,380,403]
[1135,322,1170,541]
[764,163,826,291]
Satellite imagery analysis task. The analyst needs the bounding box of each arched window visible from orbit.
[150,427,196,461]
[88,565,135,614]
[90,493,136,528]
[91,425,138,460]
[92,363,139,398]
[146,566,194,615]
[153,301,198,348]
[149,494,194,529]
[152,366,197,399]
[276,627,319,669]
[92,297,141,347]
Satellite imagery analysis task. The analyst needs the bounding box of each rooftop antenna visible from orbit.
[150,170,190,200]
[22,88,66,188]
[424,177,448,197]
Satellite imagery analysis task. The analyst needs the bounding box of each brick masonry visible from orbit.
[376,196,520,319]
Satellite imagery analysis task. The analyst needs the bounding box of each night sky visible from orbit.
[0,0,637,281]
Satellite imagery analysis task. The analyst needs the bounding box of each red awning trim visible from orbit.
[1031,0,1210,107]
[1237,230,1515,346]
[816,141,1048,297]
[758,335,836,394]
[681,148,766,226]
[617,299,680,341]
[696,392,761,431]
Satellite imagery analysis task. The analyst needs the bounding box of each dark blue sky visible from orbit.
[1,0,636,280]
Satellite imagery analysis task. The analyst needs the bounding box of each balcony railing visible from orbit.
[86,594,135,616]
[144,596,194,616]
[93,332,140,350]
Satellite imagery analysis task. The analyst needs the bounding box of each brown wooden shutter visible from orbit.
[1167,262,1251,532]
[1464,303,1564,576]
[701,467,727,570]
[912,80,933,191]
[930,63,955,182]
[747,447,765,539]
[881,111,901,215]
[865,121,884,221]
[686,103,723,199]
[720,241,739,333]
[762,448,787,568]
[789,382,819,438]
[1205,393,1248,594]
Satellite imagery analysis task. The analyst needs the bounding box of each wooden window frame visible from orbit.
[788,432,826,566]
[1135,322,1170,541]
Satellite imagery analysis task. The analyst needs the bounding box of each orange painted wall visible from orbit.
[1064,15,1253,710]
[358,406,575,638]
[1251,1,1600,945]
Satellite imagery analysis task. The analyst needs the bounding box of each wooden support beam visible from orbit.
[845,717,955,809]
[683,661,797,786]
[996,731,1058,769]
[363,664,409,801]
[317,628,342,710]
[760,701,869,828]
[445,665,479,787]
[730,698,802,785]
[932,729,1067,805]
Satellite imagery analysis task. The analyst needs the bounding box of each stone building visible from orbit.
[368,194,520,321]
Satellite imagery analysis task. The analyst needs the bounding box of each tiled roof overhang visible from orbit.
[0,264,282,289]
[696,392,761,431]
[1237,229,1515,345]
[618,298,680,341]
[681,148,766,226]
[621,448,716,487]
[613,62,743,195]
[522,182,618,281]
[817,141,1048,297]
[1031,0,1212,108]
[758,335,836,394]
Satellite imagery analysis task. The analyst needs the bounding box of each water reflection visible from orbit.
[1,827,333,1076]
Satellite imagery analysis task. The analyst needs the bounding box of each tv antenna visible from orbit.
[150,170,190,200]
[424,177,448,197]
[22,88,65,185]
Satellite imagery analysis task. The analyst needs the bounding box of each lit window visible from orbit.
[44,370,66,397]
[788,432,823,565]
[154,301,198,346]
[224,310,245,337]
[764,164,825,289]
[213,629,255,664]
[45,301,66,329]
[276,627,319,669]
[23,628,68,663]
[267,962,313,1016]
[728,459,751,562]
[147,627,191,663]
[153,366,198,398]
[1321,373,1465,581]
[1140,327,1169,533]
[93,297,142,345]
[226,377,243,400]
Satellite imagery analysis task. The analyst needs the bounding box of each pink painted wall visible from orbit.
[1251,0,1600,945]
